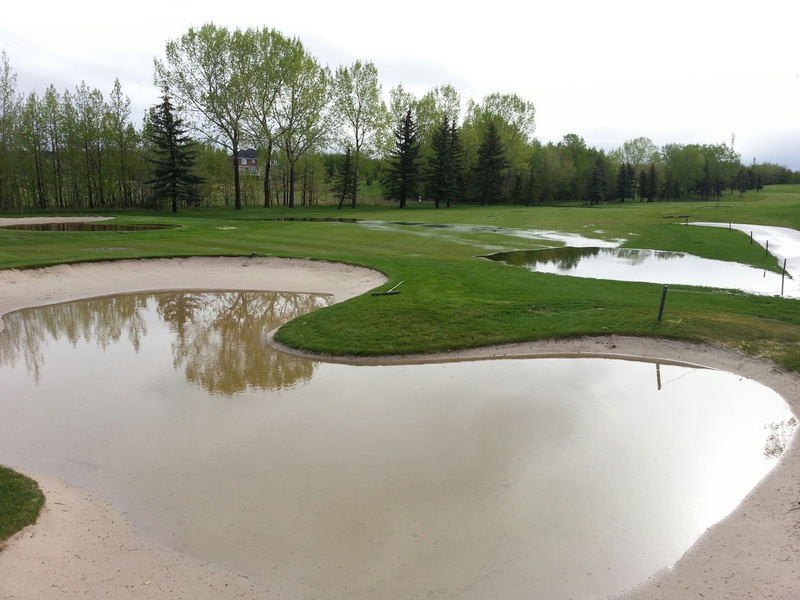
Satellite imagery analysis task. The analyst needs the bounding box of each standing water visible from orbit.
[0,292,794,599]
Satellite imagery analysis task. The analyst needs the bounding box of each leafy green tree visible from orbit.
[751,162,791,185]
[18,92,47,208]
[146,88,204,212]
[473,120,508,204]
[661,143,704,199]
[331,60,387,208]
[73,82,107,208]
[156,24,250,209]
[619,136,658,169]
[40,85,65,208]
[557,134,593,202]
[700,142,741,196]
[384,108,421,208]
[273,46,332,207]
[105,78,139,208]
[415,84,462,150]
[240,27,300,208]
[0,50,19,210]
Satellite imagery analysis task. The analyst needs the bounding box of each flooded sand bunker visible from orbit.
[487,246,800,298]
[0,292,794,600]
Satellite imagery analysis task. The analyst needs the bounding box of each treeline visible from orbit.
[1,29,797,213]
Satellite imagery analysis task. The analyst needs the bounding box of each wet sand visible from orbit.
[1,224,799,598]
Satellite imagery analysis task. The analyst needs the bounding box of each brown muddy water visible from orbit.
[0,292,795,599]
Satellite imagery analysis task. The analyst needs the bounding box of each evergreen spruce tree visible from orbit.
[587,152,609,205]
[146,87,204,213]
[638,167,650,201]
[426,116,463,208]
[450,121,465,199]
[645,163,659,201]
[474,120,507,204]
[384,108,421,208]
[615,162,635,202]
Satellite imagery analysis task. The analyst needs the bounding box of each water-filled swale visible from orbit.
[0,222,178,232]
[0,291,794,599]
[487,246,800,298]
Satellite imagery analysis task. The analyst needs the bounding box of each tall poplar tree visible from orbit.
[331,60,387,208]
[273,46,332,207]
[0,50,19,211]
[146,88,204,212]
[156,24,249,209]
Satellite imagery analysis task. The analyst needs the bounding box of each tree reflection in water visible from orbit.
[0,295,150,383]
[0,291,332,395]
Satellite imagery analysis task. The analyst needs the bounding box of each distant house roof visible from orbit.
[228,148,258,160]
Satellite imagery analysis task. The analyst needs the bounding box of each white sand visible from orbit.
[0,225,798,599]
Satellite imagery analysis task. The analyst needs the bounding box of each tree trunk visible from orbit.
[288,162,295,207]
[232,141,242,210]
[262,140,272,208]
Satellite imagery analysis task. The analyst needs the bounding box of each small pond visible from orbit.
[0,222,178,232]
[0,291,794,599]
[487,246,800,298]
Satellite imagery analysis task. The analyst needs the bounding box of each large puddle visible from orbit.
[0,222,177,232]
[487,246,800,298]
[0,292,795,599]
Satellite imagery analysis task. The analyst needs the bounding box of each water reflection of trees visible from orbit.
[763,417,797,459]
[156,292,330,396]
[0,295,150,383]
[489,247,687,271]
[492,247,601,270]
[0,291,331,395]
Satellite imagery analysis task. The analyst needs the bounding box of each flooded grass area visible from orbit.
[487,246,800,298]
[0,291,794,599]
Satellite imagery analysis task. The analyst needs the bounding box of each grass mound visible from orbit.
[0,466,45,546]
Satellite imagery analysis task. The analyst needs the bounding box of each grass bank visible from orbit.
[0,467,45,547]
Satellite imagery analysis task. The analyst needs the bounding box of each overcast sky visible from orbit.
[2,0,798,169]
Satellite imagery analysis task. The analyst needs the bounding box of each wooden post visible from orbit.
[657,286,668,322]
[782,259,787,296]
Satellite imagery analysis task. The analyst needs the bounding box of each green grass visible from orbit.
[0,466,45,546]
[2,187,800,541]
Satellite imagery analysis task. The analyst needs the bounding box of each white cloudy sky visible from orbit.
[2,0,798,169]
